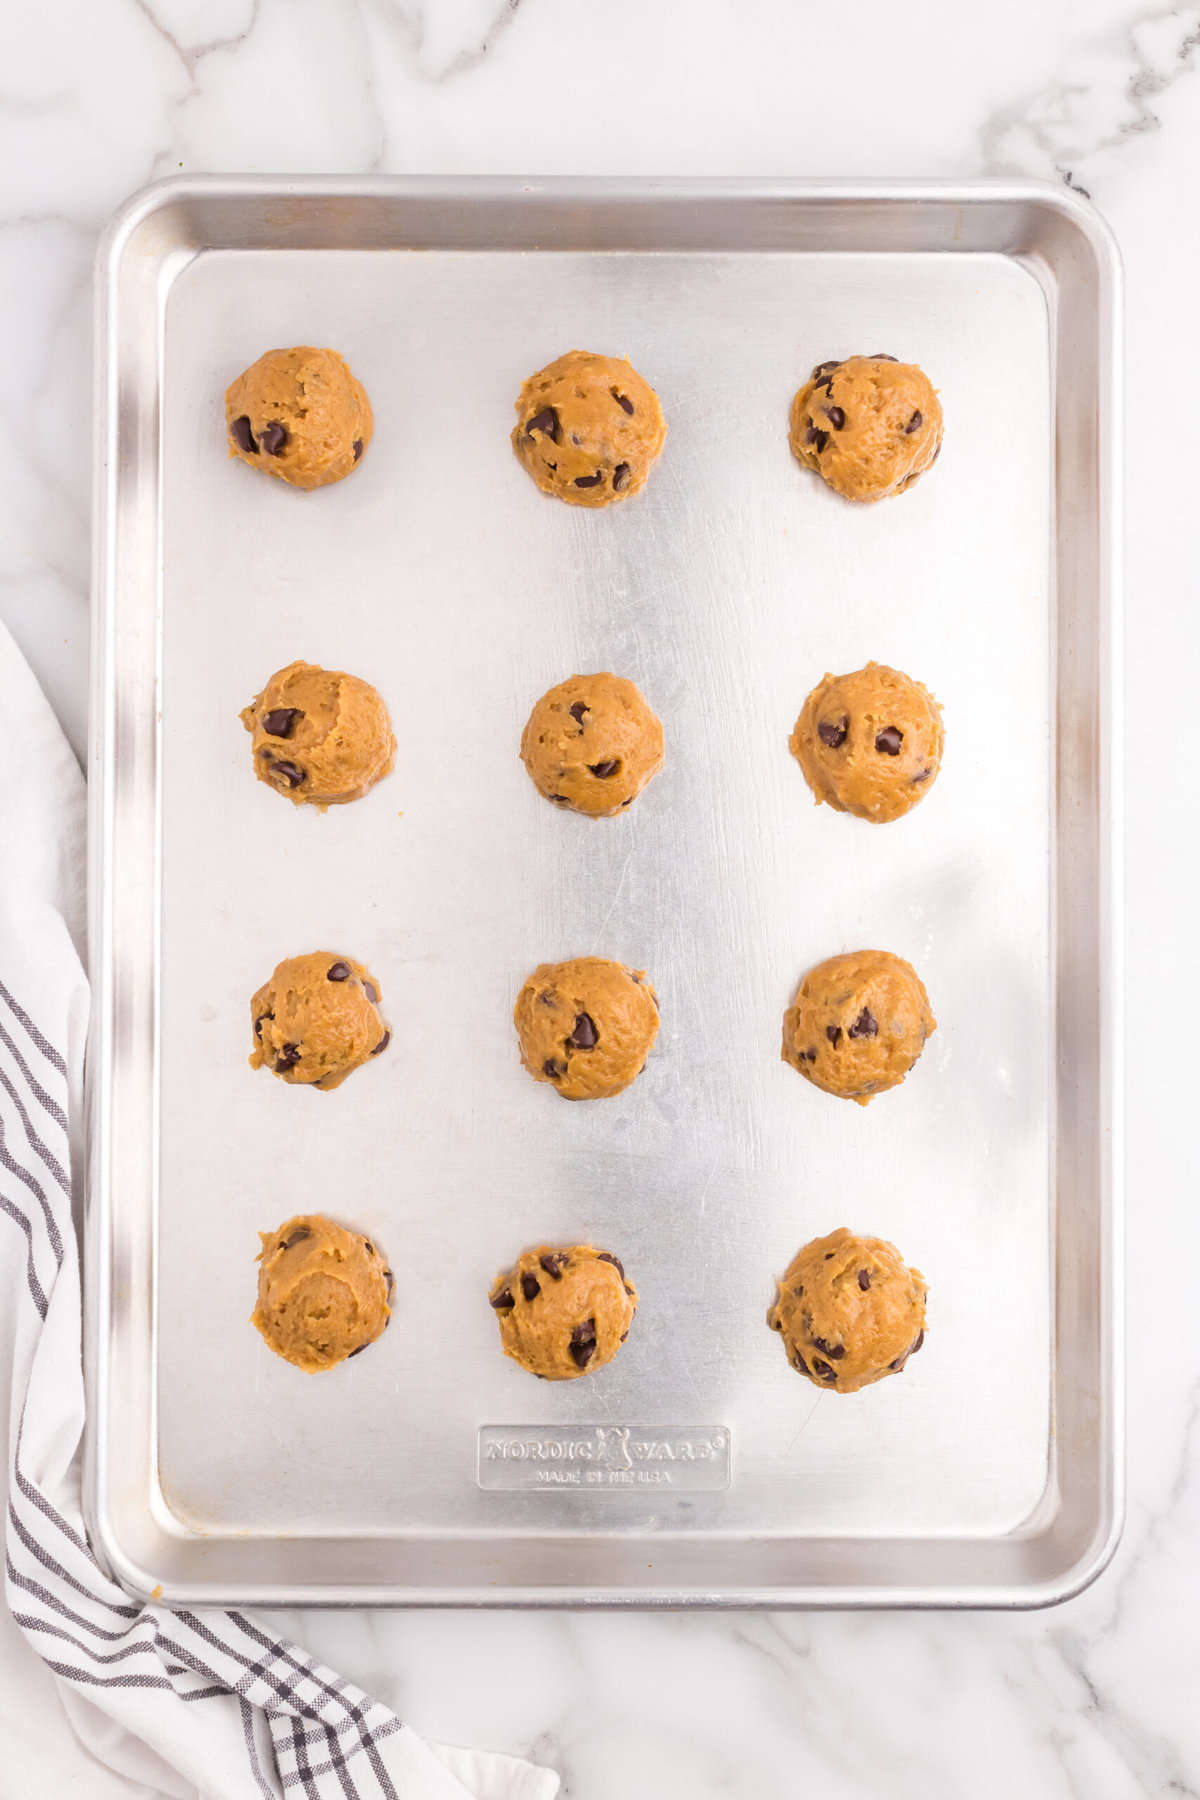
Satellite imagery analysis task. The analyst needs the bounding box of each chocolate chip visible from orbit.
[619,1329,629,1342]
[568,701,588,724]
[521,1272,541,1302]
[259,420,288,456]
[327,962,351,982]
[847,1008,878,1039]
[347,1342,369,1358]
[371,1032,390,1056]
[817,716,848,749]
[270,760,305,789]
[589,759,619,779]
[793,1351,810,1374]
[612,462,631,492]
[913,767,933,783]
[858,1269,871,1291]
[569,1319,597,1368]
[612,389,635,414]
[280,1226,312,1250]
[352,438,363,462]
[275,1043,301,1071]
[810,1356,836,1381]
[804,426,829,452]
[539,989,557,1007]
[875,726,903,755]
[569,1012,598,1049]
[890,1355,905,1371]
[362,1239,374,1255]
[574,472,604,488]
[543,1058,566,1079]
[254,1012,272,1040]
[826,1025,842,1047]
[230,415,257,453]
[904,410,923,434]
[802,1047,817,1062]
[490,1286,514,1310]
[526,406,559,442]
[262,708,301,738]
[596,1251,625,1279]
[812,1337,846,1360]
[550,794,570,804]
[620,797,633,807]
[813,374,835,392]
[363,982,379,1003]
[384,1268,394,1300]
[811,360,842,378]
[910,1329,925,1355]
[870,353,898,362]
[540,1252,569,1279]
[824,406,846,429]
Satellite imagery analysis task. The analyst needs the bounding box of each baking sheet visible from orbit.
[87,180,1121,1606]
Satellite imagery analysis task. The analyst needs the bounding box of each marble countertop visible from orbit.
[3,0,1195,1793]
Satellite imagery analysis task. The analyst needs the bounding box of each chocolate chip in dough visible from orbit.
[826,1025,843,1046]
[612,389,635,415]
[230,415,257,454]
[596,1252,625,1278]
[521,1272,541,1302]
[810,1356,836,1381]
[904,411,923,434]
[847,1008,878,1039]
[262,708,301,738]
[490,1286,514,1311]
[526,407,560,442]
[275,1043,301,1071]
[811,360,842,378]
[569,1319,597,1368]
[589,760,619,779]
[824,406,846,429]
[352,438,364,462]
[870,353,898,362]
[912,767,934,784]
[363,982,379,1003]
[804,426,829,453]
[568,1012,598,1049]
[543,1057,566,1080]
[812,1336,846,1360]
[612,462,632,492]
[818,716,848,749]
[574,472,605,489]
[875,726,903,755]
[858,1269,871,1291]
[540,1252,569,1279]
[270,760,305,789]
[259,421,288,456]
[280,1226,312,1250]
[254,1012,272,1040]
[568,701,589,724]
[371,1032,390,1056]
[326,962,351,982]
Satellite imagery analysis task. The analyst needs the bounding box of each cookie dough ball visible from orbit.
[520,673,664,817]
[225,346,372,490]
[489,1244,637,1380]
[788,354,942,502]
[252,1214,392,1372]
[790,661,944,823]
[250,952,390,1090]
[768,1228,927,1394]
[512,350,666,507]
[782,950,935,1105]
[240,661,395,808]
[513,957,658,1100]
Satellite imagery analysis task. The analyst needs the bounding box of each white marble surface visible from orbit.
[1,0,1196,1794]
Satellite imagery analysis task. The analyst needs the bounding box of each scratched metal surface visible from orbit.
[87,180,1120,1605]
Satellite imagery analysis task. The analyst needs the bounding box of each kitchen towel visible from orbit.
[0,619,559,1800]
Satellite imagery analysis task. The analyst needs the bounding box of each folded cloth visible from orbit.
[0,619,559,1800]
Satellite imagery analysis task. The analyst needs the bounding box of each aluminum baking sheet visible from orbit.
[86,178,1122,1607]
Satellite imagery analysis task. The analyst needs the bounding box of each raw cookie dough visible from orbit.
[520,672,664,816]
[250,952,390,1090]
[790,661,944,823]
[252,1213,392,1372]
[512,350,666,507]
[788,354,942,502]
[241,660,395,807]
[513,956,658,1100]
[768,1227,927,1394]
[782,949,935,1105]
[489,1244,637,1380]
[225,346,373,490]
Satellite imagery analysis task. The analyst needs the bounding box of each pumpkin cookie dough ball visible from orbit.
[782,950,935,1105]
[489,1244,637,1380]
[768,1227,926,1394]
[241,661,395,807]
[252,1214,393,1372]
[788,354,942,502]
[513,956,658,1100]
[250,952,390,1090]
[520,673,664,817]
[512,350,666,507]
[225,346,372,490]
[790,661,943,823]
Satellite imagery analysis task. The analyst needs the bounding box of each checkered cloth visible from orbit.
[0,622,558,1800]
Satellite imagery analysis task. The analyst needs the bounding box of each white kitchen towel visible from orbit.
[0,619,559,1800]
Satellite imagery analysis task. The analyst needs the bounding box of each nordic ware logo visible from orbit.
[477,1425,731,1491]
